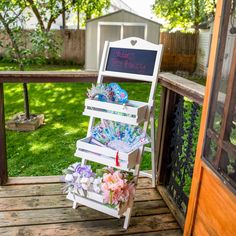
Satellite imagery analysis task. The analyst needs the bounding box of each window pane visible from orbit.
[204,137,218,163]
[219,151,236,189]
[203,16,236,191]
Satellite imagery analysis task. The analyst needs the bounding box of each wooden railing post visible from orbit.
[0,83,7,185]
[156,87,178,185]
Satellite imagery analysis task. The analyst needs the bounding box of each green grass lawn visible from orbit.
[2,62,204,177]
[0,61,82,71]
[3,62,159,176]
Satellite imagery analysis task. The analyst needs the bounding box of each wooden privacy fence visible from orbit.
[0,29,85,65]
[160,32,198,73]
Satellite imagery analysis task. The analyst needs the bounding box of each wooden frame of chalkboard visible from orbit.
[99,37,163,82]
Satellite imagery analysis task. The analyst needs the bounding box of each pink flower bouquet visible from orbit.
[100,167,135,215]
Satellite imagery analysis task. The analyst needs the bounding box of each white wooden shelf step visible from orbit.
[75,137,139,169]
[67,191,128,218]
[83,99,148,125]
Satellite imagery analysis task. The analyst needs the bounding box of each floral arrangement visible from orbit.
[63,163,135,214]
[100,167,135,215]
[87,83,128,104]
[63,163,96,196]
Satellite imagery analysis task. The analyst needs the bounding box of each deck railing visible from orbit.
[0,71,205,229]
[156,73,204,228]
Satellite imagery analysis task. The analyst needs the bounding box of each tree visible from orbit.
[79,0,110,21]
[0,0,59,121]
[0,0,31,119]
[26,0,110,30]
[152,0,216,31]
[26,0,73,31]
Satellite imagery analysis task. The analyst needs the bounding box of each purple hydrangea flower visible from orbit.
[75,163,95,178]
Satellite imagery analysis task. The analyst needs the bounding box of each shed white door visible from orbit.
[98,24,146,68]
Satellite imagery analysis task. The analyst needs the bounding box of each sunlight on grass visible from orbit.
[52,123,64,129]
[3,64,203,178]
[5,82,158,176]
[30,143,52,153]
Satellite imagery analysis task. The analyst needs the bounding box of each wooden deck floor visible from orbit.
[0,176,182,236]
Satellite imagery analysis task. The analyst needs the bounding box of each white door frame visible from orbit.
[97,21,148,69]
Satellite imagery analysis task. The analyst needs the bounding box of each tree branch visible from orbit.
[7,9,25,25]
[0,13,22,64]
[26,0,45,31]
[46,2,71,31]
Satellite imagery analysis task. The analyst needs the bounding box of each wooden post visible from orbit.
[184,0,232,234]
[156,88,178,185]
[0,83,7,185]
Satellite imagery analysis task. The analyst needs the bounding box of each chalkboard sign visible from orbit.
[105,47,157,76]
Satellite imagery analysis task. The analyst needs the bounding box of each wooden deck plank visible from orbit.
[125,229,183,235]
[0,183,63,197]
[0,177,181,235]
[0,201,170,227]
[0,195,71,211]
[0,214,179,236]
[0,192,166,211]
[0,185,160,200]
[5,176,152,188]
[6,176,62,185]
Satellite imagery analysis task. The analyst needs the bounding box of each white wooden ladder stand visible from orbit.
[67,37,163,229]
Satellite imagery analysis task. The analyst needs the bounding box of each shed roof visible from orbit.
[87,9,162,26]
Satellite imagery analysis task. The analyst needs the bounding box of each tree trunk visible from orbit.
[194,0,200,32]
[77,9,80,29]
[19,64,30,120]
[62,0,66,29]
[23,83,30,120]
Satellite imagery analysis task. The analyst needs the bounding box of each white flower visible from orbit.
[81,177,89,184]
[65,174,74,182]
[81,177,91,191]
[75,176,81,184]
[81,183,89,190]
[89,177,95,183]
[93,177,102,193]
[73,172,78,177]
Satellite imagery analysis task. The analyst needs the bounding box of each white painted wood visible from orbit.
[98,22,147,27]
[67,192,121,218]
[150,109,156,187]
[101,71,154,82]
[120,24,124,40]
[139,171,152,178]
[84,99,148,125]
[72,201,77,209]
[75,149,137,170]
[72,37,163,229]
[85,99,147,115]
[144,147,151,152]
[83,110,137,125]
[76,137,139,161]
[124,206,133,229]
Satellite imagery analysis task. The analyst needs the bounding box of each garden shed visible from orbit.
[196,26,213,75]
[85,9,161,71]
[197,20,236,77]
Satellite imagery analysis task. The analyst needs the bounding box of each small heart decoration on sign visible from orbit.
[130,40,137,46]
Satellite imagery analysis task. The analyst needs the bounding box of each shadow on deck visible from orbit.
[0,176,182,236]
